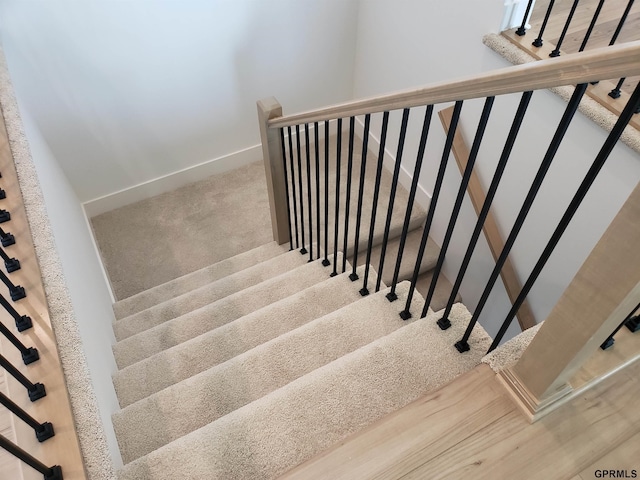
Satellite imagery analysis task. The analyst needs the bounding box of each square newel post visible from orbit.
[499,180,640,421]
[257,97,290,246]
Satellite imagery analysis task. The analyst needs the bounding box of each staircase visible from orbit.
[110,243,490,479]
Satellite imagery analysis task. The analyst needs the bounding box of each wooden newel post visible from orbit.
[257,97,290,246]
[499,180,640,421]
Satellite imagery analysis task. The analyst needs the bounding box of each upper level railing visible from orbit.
[258,41,640,419]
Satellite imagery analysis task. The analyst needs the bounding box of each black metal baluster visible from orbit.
[305,124,313,262]
[438,92,534,329]
[0,226,15,247]
[423,97,495,318]
[0,294,32,332]
[331,119,343,276]
[279,129,294,251]
[532,0,556,47]
[579,0,605,51]
[350,114,371,281]
[0,188,5,199]
[0,246,19,272]
[455,84,588,353]
[0,435,62,479]
[295,125,307,255]
[488,82,640,353]
[515,0,535,36]
[0,353,46,401]
[550,0,580,57]
[609,78,626,99]
[601,302,640,349]
[376,108,411,292]
[609,0,634,46]
[315,122,321,260]
[341,117,356,273]
[323,121,330,267]
[360,112,390,295]
[387,106,434,302]
[400,102,463,319]
[0,319,38,364]
[0,209,10,223]
[0,392,54,442]
[0,268,25,300]
[287,126,300,249]
[627,312,640,333]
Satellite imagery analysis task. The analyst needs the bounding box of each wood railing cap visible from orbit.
[268,40,640,129]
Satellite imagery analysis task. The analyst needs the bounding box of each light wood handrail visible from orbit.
[269,41,640,128]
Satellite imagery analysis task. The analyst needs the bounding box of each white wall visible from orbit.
[0,0,359,203]
[353,0,640,341]
[18,110,123,467]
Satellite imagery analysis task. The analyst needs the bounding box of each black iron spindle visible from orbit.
[0,268,25,301]
[376,108,411,292]
[0,226,15,247]
[387,106,434,302]
[0,293,32,331]
[304,124,313,262]
[279,129,294,251]
[609,0,634,46]
[350,114,371,281]
[0,434,63,480]
[579,0,605,51]
[0,209,10,223]
[515,0,535,36]
[422,97,495,318]
[550,0,580,57]
[601,303,640,350]
[331,119,343,276]
[0,188,5,199]
[341,117,356,273]
[627,312,640,333]
[532,0,556,47]
[438,92,534,329]
[287,126,300,249]
[0,353,46,401]
[295,125,307,254]
[323,121,330,267]
[455,84,588,353]
[0,319,39,364]
[360,112,390,295]
[400,101,463,319]
[315,122,321,260]
[0,245,19,272]
[0,391,54,442]
[609,78,626,99]
[488,82,640,353]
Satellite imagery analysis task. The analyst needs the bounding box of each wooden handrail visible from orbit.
[269,41,640,128]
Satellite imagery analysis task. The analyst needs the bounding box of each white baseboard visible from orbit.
[83,145,264,217]
[353,116,431,210]
[81,203,117,303]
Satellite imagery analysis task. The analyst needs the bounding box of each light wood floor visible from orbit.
[282,359,640,479]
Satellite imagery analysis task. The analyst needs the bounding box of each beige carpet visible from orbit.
[91,161,274,300]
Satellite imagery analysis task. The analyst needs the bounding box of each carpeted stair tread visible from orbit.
[116,302,491,480]
[416,268,461,313]
[112,265,367,404]
[112,241,288,319]
[112,254,342,370]
[366,227,439,286]
[114,279,424,464]
[113,248,313,341]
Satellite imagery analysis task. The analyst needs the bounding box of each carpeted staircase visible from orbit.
[109,239,491,479]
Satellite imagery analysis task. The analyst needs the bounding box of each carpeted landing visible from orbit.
[110,244,491,479]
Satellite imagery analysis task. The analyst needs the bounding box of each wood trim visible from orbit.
[438,106,537,331]
[257,97,290,245]
[501,179,640,417]
[0,108,87,478]
[269,41,640,128]
[501,29,640,131]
